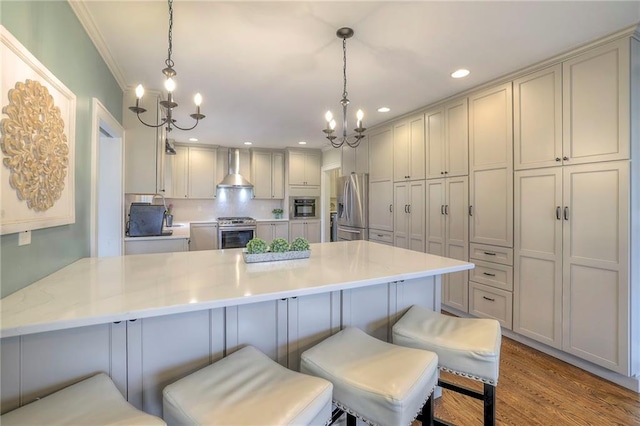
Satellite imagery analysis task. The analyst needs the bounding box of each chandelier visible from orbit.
[322,27,365,148]
[129,0,204,132]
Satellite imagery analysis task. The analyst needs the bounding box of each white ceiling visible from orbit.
[72,0,640,150]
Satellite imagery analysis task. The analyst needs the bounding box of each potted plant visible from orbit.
[272,208,283,219]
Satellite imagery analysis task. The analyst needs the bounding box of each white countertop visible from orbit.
[0,241,473,338]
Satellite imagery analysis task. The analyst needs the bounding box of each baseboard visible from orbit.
[441,306,640,393]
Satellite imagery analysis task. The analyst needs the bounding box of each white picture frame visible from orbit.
[0,25,76,235]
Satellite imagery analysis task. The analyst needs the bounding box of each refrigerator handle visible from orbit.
[343,179,349,222]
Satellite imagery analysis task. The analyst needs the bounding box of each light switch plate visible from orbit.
[18,230,31,246]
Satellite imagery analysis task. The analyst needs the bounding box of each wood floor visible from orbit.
[427,336,640,425]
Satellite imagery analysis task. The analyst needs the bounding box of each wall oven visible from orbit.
[290,196,318,219]
[217,217,257,249]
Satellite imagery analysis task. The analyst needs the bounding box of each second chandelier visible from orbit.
[323,27,366,148]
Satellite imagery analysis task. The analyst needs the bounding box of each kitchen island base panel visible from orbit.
[0,278,438,417]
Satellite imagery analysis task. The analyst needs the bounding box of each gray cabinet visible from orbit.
[289,220,320,243]
[256,221,289,242]
[251,149,285,199]
[189,223,218,251]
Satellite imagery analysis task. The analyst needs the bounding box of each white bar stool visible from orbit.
[0,373,165,425]
[300,326,439,426]
[162,345,333,425]
[392,305,502,426]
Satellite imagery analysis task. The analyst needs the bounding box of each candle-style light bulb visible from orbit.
[194,93,202,106]
[135,84,144,99]
[330,119,336,130]
[325,111,333,123]
[164,77,176,93]
[356,109,364,128]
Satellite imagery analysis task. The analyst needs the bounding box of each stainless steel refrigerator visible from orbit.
[336,173,368,241]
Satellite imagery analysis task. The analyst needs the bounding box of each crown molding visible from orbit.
[67,0,127,91]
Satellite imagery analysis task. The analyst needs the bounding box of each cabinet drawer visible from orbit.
[368,229,393,245]
[469,282,513,329]
[469,260,513,291]
[469,243,513,265]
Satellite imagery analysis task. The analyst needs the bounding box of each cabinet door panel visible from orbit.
[408,181,425,252]
[273,222,289,240]
[425,180,445,256]
[272,152,285,199]
[562,162,628,373]
[514,65,562,170]
[188,147,217,198]
[369,180,393,231]
[563,39,629,163]
[369,126,393,182]
[514,169,562,347]
[256,222,273,241]
[396,277,436,320]
[393,183,409,248]
[443,244,468,312]
[171,146,188,198]
[305,153,322,186]
[190,224,217,251]
[289,221,305,240]
[445,98,469,177]
[469,82,513,170]
[305,221,321,244]
[425,107,445,179]
[409,115,426,180]
[470,168,513,247]
[393,121,409,181]
[251,151,273,199]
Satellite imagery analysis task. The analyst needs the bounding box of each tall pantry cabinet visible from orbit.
[513,37,634,374]
[424,98,470,312]
[468,82,514,328]
[368,126,394,245]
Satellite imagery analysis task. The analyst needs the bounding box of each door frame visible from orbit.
[90,98,125,257]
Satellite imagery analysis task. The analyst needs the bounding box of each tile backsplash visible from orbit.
[125,190,285,222]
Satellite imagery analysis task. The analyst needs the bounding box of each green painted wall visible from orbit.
[1,1,123,297]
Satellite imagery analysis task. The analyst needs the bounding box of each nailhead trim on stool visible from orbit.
[300,326,439,426]
[392,305,502,426]
[0,373,165,426]
[162,345,333,426]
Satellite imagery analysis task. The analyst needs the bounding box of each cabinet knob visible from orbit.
[440,171,444,175]
[563,156,569,161]
[444,171,448,174]
[555,157,561,162]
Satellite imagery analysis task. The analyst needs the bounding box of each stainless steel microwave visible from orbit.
[290,196,318,219]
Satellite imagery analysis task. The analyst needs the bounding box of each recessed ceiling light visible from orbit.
[451,69,470,79]
[244,141,252,145]
[188,137,198,142]
[377,107,390,113]
[298,141,307,145]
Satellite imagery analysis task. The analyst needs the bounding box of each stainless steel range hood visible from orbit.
[217,148,253,189]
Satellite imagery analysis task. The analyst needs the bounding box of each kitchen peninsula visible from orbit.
[0,241,473,416]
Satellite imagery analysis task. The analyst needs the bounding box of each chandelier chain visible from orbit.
[342,37,348,100]
[166,0,174,69]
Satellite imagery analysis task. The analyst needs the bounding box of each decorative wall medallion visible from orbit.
[1,25,76,235]
[1,79,69,211]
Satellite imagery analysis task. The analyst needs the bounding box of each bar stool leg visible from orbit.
[346,413,357,426]
[421,393,435,426]
[483,383,496,426]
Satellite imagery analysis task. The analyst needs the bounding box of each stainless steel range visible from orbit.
[217,217,257,249]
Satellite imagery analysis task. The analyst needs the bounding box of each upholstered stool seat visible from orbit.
[300,326,438,426]
[162,345,333,426]
[392,305,502,425]
[0,373,165,425]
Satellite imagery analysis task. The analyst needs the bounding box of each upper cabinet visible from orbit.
[562,38,630,164]
[368,126,393,182]
[514,65,563,170]
[425,97,469,179]
[167,145,217,199]
[515,39,630,170]
[123,89,164,194]
[341,139,369,176]
[393,114,425,182]
[288,149,321,186]
[251,149,285,199]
